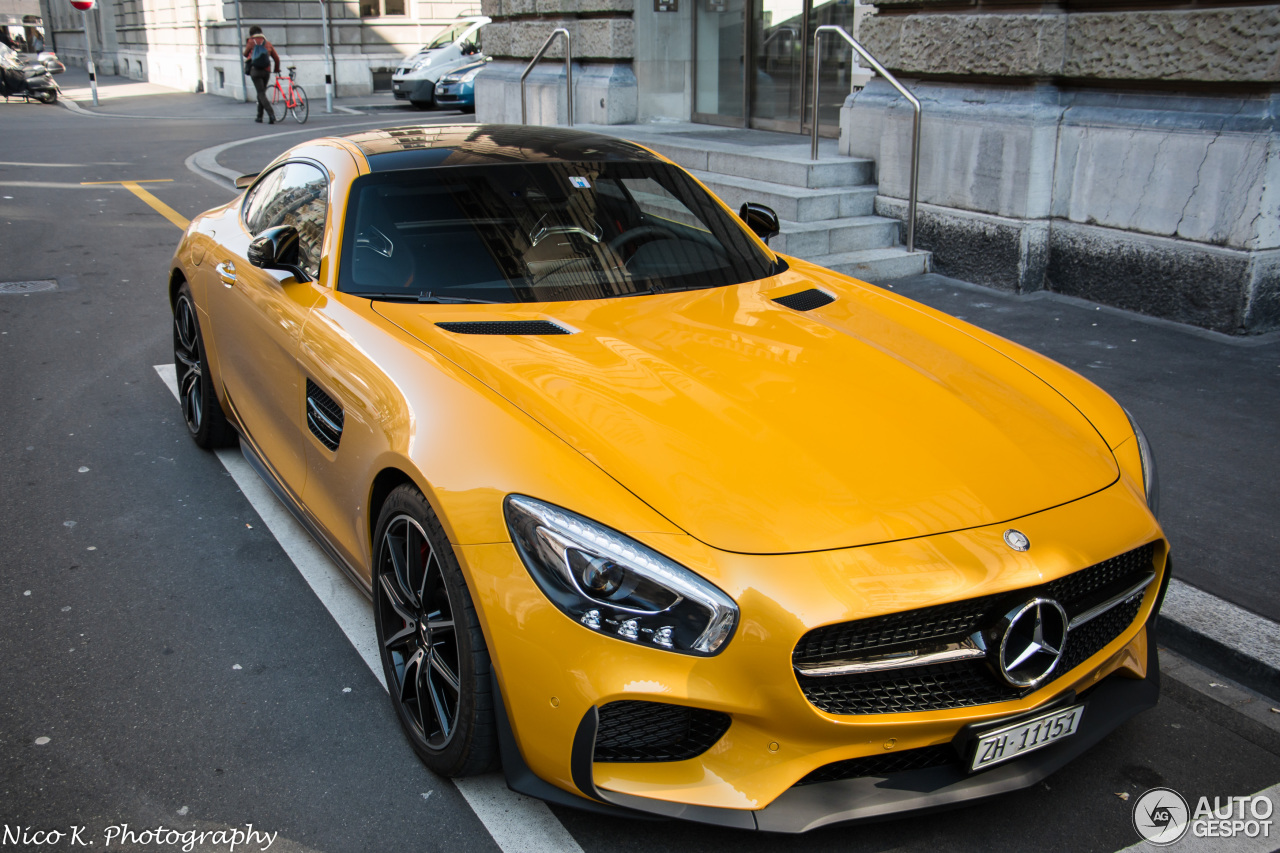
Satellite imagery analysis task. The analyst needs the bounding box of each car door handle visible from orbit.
[216,261,237,286]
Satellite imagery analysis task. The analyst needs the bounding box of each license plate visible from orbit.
[970,704,1083,772]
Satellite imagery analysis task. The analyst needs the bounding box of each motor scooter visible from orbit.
[0,42,59,103]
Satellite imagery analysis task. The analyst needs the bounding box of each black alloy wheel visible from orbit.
[374,485,497,776]
[172,282,236,449]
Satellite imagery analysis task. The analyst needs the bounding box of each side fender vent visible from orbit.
[773,288,835,312]
[306,379,344,451]
[436,320,573,336]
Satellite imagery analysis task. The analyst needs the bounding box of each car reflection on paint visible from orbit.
[167,123,1170,832]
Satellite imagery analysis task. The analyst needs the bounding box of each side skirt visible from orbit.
[231,417,373,601]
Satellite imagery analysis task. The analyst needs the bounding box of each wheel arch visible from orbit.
[169,267,187,309]
[368,466,423,552]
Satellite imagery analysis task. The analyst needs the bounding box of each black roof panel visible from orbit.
[342,124,663,171]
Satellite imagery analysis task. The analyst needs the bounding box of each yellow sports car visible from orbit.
[169,124,1168,831]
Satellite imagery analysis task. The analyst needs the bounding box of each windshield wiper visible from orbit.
[356,291,499,304]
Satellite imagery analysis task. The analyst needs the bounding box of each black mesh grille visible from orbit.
[800,660,1029,715]
[435,321,572,335]
[593,701,730,763]
[796,744,956,786]
[773,288,835,311]
[793,594,1004,666]
[795,544,1157,715]
[1059,595,1144,674]
[1045,544,1155,618]
[305,379,343,451]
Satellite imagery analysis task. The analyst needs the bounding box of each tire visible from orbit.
[410,100,431,111]
[270,86,287,123]
[373,485,497,777]
[172,281,237,449]
[289,85,308,123]
[36,89,56,104]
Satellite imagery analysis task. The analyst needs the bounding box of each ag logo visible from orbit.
[1133,787,1190,846]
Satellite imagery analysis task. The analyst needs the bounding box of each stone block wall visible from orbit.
[861,5,1280,84]
[474,0,637,124]
[842,2,1280,333]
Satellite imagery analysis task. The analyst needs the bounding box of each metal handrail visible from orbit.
[811,25,921,253]
[521,27,572,127]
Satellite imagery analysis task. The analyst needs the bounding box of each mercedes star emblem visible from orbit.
[995,598,1069,688]
[1003,529,1031,551]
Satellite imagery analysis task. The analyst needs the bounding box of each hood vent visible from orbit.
[436,320,573,336]
[773,289,835,312]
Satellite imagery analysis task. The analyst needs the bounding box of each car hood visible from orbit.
[374,270,1118,554]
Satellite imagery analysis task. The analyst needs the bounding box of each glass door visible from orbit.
[694,0,747,125]
[807,0,856,134]
[749,0,806,133]
[692,0,853,137]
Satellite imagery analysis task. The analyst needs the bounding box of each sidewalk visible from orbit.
[51,70,1280,699]
[52,66,433,122]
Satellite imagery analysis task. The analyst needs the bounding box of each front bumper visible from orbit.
[494,632,1160,831]
[462,480,1167,827]
[391,77,434,103]
[434,81,473,108]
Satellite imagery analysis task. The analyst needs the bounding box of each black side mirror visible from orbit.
[248,225,312,282]
[739,202,780,245]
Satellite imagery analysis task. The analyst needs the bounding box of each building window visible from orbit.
[361,0,405,16]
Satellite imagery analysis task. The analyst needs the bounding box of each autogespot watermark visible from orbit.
[1,823,277,851]
[1132,787,1275,846]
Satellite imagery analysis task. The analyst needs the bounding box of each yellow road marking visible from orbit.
[80,179,175,185]
[80,179,189,230]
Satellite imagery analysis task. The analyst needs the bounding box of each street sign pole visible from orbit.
[319,0,332,113]
[70,0,98,106]
[80,8,96,106]
[233,0,247,102]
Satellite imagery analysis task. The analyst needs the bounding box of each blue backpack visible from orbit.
[251,40,270,69]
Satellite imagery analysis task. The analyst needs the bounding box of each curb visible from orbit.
[1158,579,1280,701]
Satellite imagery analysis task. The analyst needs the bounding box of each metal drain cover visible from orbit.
[0,280,58,294]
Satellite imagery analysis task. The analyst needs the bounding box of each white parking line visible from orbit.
[156,364,585,853]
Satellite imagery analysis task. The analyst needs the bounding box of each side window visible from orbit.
[242,162,329,278]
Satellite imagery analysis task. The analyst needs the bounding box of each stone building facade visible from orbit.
[38,0,477,101]
[844,1,1280,334]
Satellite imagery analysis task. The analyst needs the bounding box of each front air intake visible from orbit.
[773,289,835,311]
[435,321,573,335]
[593,700,730,762]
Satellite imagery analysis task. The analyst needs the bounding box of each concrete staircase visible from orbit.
[591,124,929,283]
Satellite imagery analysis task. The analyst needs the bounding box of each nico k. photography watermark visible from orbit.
[1,823,277,851]
[1132,786,1276,846]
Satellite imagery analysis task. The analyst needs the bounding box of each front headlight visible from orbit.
[1123,408,1160,518]
[505,495,738,655]
[458,64,485,83]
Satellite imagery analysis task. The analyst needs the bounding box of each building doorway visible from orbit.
[692,0,858,136]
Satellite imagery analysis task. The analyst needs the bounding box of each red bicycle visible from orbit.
[270,66,308,124]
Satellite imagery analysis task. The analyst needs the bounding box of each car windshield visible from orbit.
[424,23,468,50]
[338,162,779,304]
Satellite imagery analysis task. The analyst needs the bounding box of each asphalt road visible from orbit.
[1,86,1277,853]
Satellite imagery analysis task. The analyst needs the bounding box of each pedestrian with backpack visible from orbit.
[243,25,281,124]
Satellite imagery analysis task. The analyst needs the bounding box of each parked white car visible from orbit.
[391,17,489,109]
